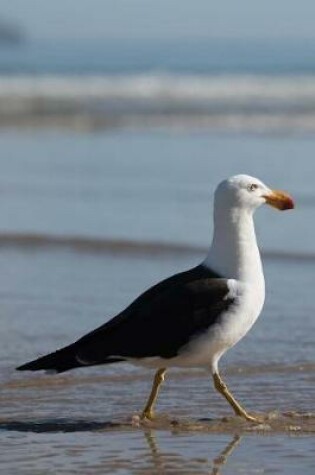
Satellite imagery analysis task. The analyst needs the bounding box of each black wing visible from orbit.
[76,265,234,362]
[17,264,235,373]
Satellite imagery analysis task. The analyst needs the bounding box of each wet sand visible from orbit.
[1,360,314,473]
[1,410,314,475]
[2,366,315,435]
[2,409,314,435]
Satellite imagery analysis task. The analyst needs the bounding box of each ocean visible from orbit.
[0,39,314,474]
[3,39,315,133]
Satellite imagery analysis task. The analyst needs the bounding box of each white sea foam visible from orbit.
[1,73,315,102]
[2,73,315,132]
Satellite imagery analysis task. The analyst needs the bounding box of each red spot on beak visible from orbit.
[264,190,295,211]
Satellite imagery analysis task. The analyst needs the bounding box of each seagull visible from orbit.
[17,175,294,422]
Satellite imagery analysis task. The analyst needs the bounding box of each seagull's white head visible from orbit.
[215,174,294,213]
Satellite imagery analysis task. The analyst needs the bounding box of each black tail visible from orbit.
[16,344,81,374]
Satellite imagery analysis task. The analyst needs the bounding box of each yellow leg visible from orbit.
[213,372,260,423]
[141,368,167,420]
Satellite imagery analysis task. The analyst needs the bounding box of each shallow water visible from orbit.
[0,129,314,473]
[1,429,314,475]
[0,128,313,253]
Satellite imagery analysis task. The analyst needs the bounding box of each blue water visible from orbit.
[4,39,315,134]
[0,129,311,253]
[2,38,315,75]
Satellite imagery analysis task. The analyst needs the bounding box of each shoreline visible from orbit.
[0,412,314,434]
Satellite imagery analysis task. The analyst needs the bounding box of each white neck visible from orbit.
[204,205,264,285]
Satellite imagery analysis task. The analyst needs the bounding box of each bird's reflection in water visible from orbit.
[144,430,241,474]
[211,435,241,475]
[144,430,166,473]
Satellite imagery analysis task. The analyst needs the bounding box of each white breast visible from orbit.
[213,279,265,350]
[167,278,265,370]
[198,202,266,371]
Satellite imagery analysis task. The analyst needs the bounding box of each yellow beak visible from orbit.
[264,190,295,211]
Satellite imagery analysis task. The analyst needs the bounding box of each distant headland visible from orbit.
[0,19,25,45]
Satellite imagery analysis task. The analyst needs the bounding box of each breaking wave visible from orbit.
[3,74,315,132]
[2,73,315,103]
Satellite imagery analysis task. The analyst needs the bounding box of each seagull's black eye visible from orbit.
[247,184,258,192]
